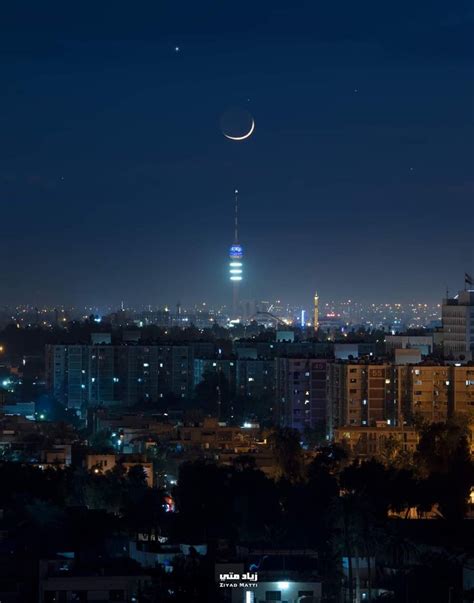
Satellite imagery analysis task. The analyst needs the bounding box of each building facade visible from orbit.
[442,290,474,360]
[46,344,202,413]
[328,361,474,436]
[276,358,329,433]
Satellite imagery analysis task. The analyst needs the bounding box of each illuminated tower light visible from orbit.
[314,291,319,331]
[228,189,244,316]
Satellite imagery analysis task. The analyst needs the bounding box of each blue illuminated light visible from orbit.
[229,244,243,259]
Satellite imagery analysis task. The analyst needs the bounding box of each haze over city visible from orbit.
[1,1,473,306]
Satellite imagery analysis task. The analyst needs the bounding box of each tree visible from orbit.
[146,443,169,488]
[193,369,231,419]
[415,415,471,475]
[88,429,114,453]
[415,415,474,520]
[173,460,235,542]
[302,424,326,449]
[378,436,414,470]
[127,464,148,488]
[268,427,304,482]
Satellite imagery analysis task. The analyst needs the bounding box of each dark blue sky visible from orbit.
[1,1,473,308]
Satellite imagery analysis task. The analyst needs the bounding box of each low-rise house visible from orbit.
[334,423,418,460]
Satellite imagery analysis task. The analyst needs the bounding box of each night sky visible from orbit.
[1,1,473,308]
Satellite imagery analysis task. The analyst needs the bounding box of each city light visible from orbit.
[1,6,471,597]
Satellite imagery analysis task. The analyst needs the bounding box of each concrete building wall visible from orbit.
[442,290,474,360]
[276,358,329,433]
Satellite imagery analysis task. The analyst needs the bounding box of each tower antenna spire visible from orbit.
[234,188,239,243]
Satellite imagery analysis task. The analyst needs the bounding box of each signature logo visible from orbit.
[216,564,259,588]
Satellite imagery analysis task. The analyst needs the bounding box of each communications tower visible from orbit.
[228,189,243,318]
[313,291,319,332]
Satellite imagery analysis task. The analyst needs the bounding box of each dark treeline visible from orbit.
[1,416,473,601]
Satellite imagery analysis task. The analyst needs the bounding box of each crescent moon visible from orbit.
[224,119,255,141]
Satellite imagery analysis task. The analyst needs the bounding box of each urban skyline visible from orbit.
[1,3,473,601]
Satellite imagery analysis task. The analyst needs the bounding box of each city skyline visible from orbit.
[1,4,473,601]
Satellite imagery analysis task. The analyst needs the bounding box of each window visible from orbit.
[265,592,282,601]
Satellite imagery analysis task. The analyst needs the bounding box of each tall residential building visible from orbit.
[193,358,236,391]
[327,363,397,437]
[276,358,329,433]
[451,365,474,414]
[396,364,450,424]
[46,343,205,414]
[327,361,474,436]
[236,358,276,402]
[192,357,276,404]
[442,289,474,360]
[398,364,474,421]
